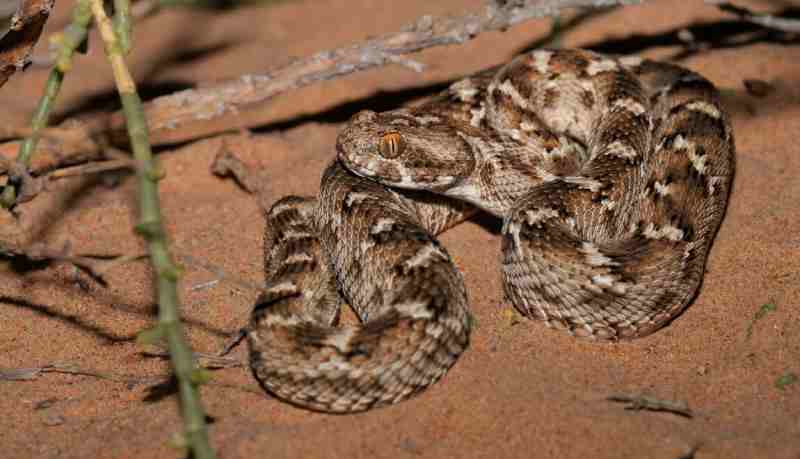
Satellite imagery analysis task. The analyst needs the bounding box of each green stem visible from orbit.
[88,0,215,457]
[113,0,132,54]
[16,70,63,167]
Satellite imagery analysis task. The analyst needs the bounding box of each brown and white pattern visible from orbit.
[248,49,735,412]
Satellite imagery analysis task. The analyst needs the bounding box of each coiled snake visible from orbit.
[245,49,735,413]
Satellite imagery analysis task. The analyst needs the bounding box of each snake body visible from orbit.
[247,49,735,412]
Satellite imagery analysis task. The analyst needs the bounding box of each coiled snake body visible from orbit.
[246,49,735,413]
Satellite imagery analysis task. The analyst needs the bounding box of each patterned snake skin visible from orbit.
[246,49,735,413]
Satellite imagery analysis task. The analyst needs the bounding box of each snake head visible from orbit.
[337,110,476,191]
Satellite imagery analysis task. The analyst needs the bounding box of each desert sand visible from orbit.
[1,0,799,457]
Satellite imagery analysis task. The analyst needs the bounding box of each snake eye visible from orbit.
[378,132,405,158]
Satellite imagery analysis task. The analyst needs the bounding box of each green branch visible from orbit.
[113,0,132,54]
[87,0,215,457]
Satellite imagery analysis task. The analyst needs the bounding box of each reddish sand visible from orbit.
[1,0,799,457]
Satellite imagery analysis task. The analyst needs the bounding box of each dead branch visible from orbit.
[109,0,646,144]
[0,0,55,88]
[0,148,132,206]
[707,1,800,33]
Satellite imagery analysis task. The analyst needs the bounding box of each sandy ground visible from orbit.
[1,0,799,457]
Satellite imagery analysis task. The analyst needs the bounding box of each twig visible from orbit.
[47,158,136,180]
[707,1,800,33]
[0,238,148,279]
[29,0,162,69]
[180,254,264,294]
[0,0,92,208]
[0,126,116,204]
[87,0,215,457]
[143,348,246,370]
[0,121,104,177]
[217,329,247,358]
[108,0,647,144]
[0,362,163,385]
[607,393,694,418]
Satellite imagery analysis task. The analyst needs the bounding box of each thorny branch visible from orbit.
[108,0,647,144]
[88,0,215,455]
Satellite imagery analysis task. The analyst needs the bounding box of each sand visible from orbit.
[1,0,799,457]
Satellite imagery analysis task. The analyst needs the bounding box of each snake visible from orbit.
[244,49,735,413]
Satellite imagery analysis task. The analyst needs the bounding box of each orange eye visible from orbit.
[378,132,404,158]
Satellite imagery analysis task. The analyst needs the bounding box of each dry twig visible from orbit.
[707,0,800,33]
[0,238,148,279]
[607,393,694,418]
[0,121,104,177]
[47,158,136,180]
[0,362,163,385]
[143,349,246,370]
[180,254,264,294]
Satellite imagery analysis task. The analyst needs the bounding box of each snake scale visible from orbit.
[246,49,735,413]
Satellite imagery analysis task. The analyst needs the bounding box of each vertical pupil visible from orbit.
[380,133,403,158]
